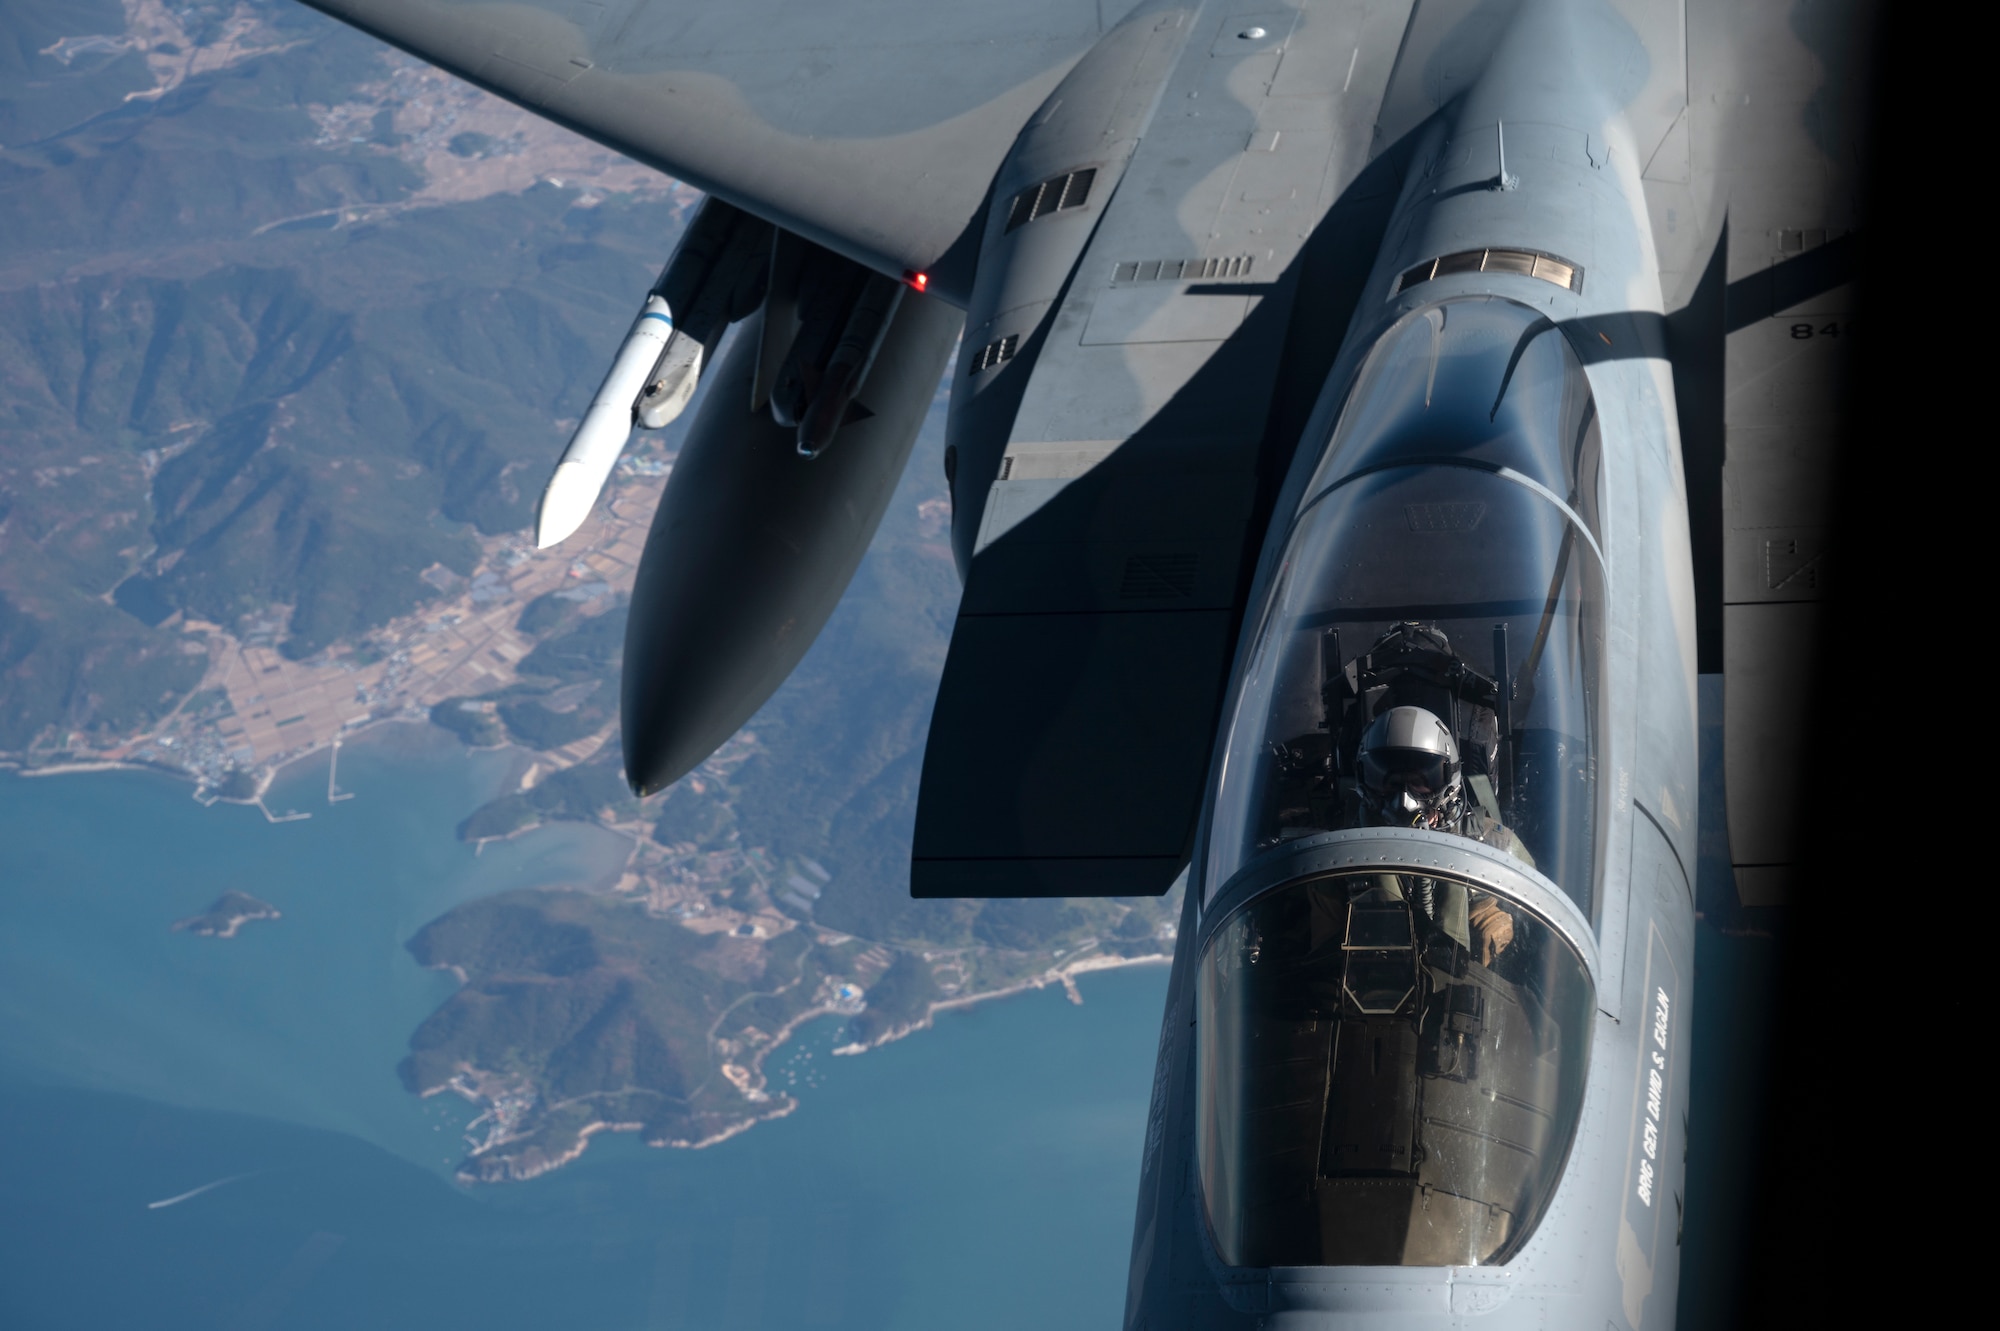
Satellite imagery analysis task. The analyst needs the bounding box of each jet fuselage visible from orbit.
[938,3,1697,1326]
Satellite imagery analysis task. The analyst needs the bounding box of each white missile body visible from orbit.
[535,295,674,549]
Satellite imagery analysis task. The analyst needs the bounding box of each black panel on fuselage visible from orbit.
[912,131,1414,900]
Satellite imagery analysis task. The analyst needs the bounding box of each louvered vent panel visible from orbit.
[969,333,1019,375]
[1004,168,1097,232]
[1112,255,1254,283]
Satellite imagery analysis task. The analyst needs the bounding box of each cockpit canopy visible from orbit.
[1196,867,1593,1268]
[1205,298,1606,915]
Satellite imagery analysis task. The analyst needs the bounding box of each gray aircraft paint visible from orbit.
[1107,4,1701,1322]
[293,0,1147,297]
[917,0,1415,897]
[293,0,1869,1325]
[619,283,963,793]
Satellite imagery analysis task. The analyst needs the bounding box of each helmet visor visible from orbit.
[1358,747,1448,797]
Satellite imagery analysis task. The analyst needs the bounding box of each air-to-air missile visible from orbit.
[532,290,674,550]
[533,201,772,549]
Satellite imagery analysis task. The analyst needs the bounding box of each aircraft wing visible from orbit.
[294,0,1139,299]
[912,1,1426,899]
[1652,0,1870,908]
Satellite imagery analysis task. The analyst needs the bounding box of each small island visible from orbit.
[171,891,281,939]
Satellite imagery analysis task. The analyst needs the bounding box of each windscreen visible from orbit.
[1206,299,1604,913]
[1196,871,1593,1268]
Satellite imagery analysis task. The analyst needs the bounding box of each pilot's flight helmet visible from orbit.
[1357,705,1463,830]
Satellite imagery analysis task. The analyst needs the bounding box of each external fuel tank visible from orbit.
[620,281,961,795]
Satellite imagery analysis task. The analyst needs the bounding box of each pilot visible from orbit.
[1355,705,1523,965]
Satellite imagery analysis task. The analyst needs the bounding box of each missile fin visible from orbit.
[797,276,905,458]
[753,230,811,416]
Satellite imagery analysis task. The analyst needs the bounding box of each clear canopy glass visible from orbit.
[1196,869,1594,1268]
[1205,298,1605,914]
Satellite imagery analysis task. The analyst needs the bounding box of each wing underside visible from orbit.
[296,0,1135,295]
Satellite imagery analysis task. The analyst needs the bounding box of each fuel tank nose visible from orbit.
[619,289,961,796]
[617,324,835,796]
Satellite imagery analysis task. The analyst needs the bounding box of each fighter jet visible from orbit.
[296,1,1869,1324]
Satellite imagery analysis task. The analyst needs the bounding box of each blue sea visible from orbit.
[0,727,1167,1331]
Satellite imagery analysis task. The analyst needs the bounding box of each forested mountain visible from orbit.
[0,0,686,745]
[1,0,1175,1179]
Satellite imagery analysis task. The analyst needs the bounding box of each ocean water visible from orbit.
[0,728,1168,1330]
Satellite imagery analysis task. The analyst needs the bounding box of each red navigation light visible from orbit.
[905,270,929,292]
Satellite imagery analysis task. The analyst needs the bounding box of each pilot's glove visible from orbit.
[1469,896,1515,965]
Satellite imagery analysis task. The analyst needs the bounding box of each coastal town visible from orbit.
[12,427,1178,1183]
[30,453,665,801]
[0,0,1180,1189]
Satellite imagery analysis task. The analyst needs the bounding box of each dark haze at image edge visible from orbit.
[1721,6,1924,1323]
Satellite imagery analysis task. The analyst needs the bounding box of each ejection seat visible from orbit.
[1268,621,1518,841]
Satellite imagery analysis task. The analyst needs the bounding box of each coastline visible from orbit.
[9,758,180,779]
[651,1096,800,1152]
[5,723,642,868]
[832,948,1171,1057]
[8,685,1174,1186]
[170,900,282,939]
[430,948,1171,1180]
[2,714,424,793]
[470,1092,808,1181]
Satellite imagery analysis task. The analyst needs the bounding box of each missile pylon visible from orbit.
[636,332,703,430]
[796,274,904,458]
[635,203,768,430]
